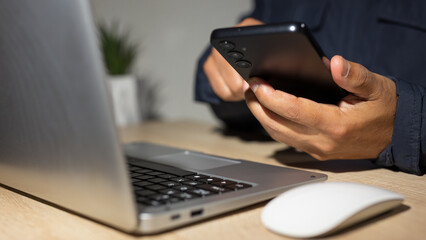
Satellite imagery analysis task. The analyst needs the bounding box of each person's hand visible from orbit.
[203,18,263,101]
[244,55,397,160]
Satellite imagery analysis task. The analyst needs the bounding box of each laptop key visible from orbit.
[170,177,187,183]
[167,197,182,204]
[182,181,203,186]
[149,194,171,201]
[161,181,180,187]
[160,189,179,195]
[129,166,140,171]
[226,183,252,190]
[133,175,154,180]
[211,180,237,187]
[198,184,232,193]
[129,166,148,173]
[173,185,194,192]
[130,172,143,177]
[135,189,156,196]
[131,178,141,183]
[188,174,209,180]
[147,200,162,207]
[158,174,177,179]
[146,171,164,176]
[176,192,199,200]
[190,188,214,196]
[199,177,222,183]
[134,181,152,187]
[145,184,167,191]
[136,196,151,203]
[133,168,153,174]
[148,178,167,183]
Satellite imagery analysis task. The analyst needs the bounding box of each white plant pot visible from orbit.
[108,75,140,126]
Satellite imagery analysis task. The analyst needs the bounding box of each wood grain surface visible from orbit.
[1,120,425,240]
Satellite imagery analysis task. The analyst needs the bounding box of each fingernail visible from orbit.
[243,81,250,92]
[342,58,351,78]
[248,77,260,93]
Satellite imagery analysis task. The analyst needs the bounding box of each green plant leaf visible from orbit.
[97,21,139,75]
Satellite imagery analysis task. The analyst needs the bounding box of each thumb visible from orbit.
[237,18,264,27]
[330,55,381,100]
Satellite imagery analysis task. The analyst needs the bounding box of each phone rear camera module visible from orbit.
[235,60,252,68]
[227,51,244,60]
[219,41,235,51]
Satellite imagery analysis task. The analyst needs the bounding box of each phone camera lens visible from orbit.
[235,60,252,68]
[219,41,235,51]
[227,51,244,60]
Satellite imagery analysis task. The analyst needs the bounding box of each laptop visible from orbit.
[0,0,327,234]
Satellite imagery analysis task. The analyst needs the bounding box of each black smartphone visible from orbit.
[211,22,347,104]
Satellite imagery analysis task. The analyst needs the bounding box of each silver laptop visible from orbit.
[0,0,327,234]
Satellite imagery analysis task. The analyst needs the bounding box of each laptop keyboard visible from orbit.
[127,158,253,207]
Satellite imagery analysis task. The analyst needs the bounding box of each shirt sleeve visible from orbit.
[376,77,426,175]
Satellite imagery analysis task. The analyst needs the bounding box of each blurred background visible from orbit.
[90,0,253,125]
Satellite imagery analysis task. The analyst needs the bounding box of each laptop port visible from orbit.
[170,214,181,221]
[190,209,204,217]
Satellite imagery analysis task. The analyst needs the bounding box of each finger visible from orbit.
[322,56,330,71]
[204,54,237,101]
[245,89,348,159]
[245,89,314,145]
[211,48,246,99]
[237,18,264,27]
[330,55,383,100]
[247,77,342,130]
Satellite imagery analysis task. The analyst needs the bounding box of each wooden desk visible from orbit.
[1,120,425,239]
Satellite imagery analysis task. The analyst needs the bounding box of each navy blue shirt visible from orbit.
[195,0,426,175]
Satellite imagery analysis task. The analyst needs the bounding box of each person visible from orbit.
[195,0,426,175]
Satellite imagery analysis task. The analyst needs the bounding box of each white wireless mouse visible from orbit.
[261,182,404,238]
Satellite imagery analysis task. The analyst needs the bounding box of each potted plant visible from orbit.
[98,21,140,126]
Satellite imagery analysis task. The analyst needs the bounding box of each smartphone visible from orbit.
[211,22,347,104]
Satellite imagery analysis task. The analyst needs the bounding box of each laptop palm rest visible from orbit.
[149,151,240,171]
[124,142,240,171]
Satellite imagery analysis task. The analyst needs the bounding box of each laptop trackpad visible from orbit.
[149,151,240,171]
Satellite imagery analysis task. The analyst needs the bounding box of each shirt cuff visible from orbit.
[377,77,424,175]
